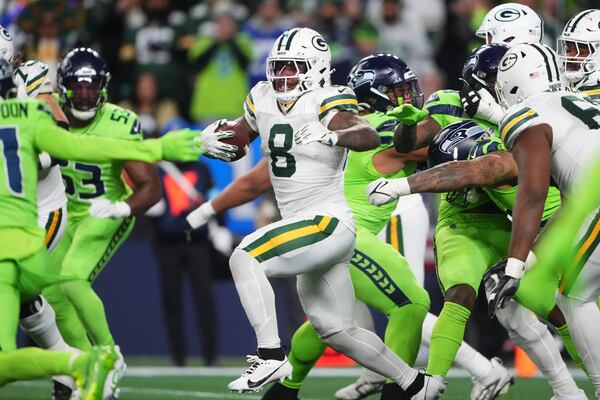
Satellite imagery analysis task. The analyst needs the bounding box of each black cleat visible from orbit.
[261,382,300,400]
[51,380,73,400]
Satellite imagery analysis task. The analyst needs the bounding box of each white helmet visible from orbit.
[0,25,14,63]
[557,9,600,85]
[476,3,543,46]
[495,43,563,108]
[266,27,332,102]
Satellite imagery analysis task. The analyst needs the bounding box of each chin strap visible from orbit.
[69,107,97,121]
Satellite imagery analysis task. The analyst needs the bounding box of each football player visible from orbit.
[487,42,600,398]
[188,29,445,399]
[0,58,203,400]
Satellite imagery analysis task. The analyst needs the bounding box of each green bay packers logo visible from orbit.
[0,27,10,41]
[499,53,518,71]
[494,8,521,22]
[312,35,329,52]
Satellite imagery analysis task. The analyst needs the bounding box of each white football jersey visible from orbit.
[37,165,67,214]
[500,90,600,195]
[244,82,358,230]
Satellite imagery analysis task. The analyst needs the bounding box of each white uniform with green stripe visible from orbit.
[501,90,600,301]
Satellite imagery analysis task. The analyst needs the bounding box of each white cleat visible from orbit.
[103,345,126,400]
[471,357,513,400]
[334,374,386,400]
[228,355,292,393]
[410,374,446,400]
[550,389,588,400]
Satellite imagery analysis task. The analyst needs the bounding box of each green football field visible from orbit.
[0,367,594,400]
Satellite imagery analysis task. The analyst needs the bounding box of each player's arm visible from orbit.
[371,146,427,174]
[123,162,162,215]
[393,110,438,153]
[326,111,380,151]
[186,159,272,229]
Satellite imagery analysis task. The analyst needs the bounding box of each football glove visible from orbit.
[483,258,525,318]
[459,82,504,124]
[197,119,238,161]
[13,60,53,99]
[89,199,131,219]
[294,121,338,146]
[159,129,203,161]
[184,201,216,242]
[387,104,429,126]
[366,177,411,206]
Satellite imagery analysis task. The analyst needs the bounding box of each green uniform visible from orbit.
[282,112,430,391]
[43,103,146,348]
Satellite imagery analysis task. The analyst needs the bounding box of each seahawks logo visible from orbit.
[349,69,375,88]
[312,36,329,52]
[499,53,518,71]
[0,27,11,41]
[438,124,486,154]
[494,8,521,22]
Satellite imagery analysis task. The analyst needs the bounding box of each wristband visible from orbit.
[505,257,526,279]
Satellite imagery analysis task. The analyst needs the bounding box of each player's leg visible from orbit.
[0,259,21,352]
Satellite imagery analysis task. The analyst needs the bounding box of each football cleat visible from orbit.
[550,389,588,400]
[471,357,513,400]
[381,372,446,400]
[103,345,126,399]
[334,373,385,399]
[228,355,292,393]
[51,379,77,400]
[73,347,118,400]
[261,382,300,400]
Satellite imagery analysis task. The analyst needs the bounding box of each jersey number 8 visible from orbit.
[269,124,296,177]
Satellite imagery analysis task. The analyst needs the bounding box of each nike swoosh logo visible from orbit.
[247,362,287,388]
[370,181,388,196]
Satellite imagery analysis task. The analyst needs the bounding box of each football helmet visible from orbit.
[0,58,14,99]
[266,27,332,102]
[0,25,14,64]
[347,53,423,112]
[462,43,510,98]
[495,43,563,109]
[57,47,110,121]
[557,9,600,85]
[476,3,543,46]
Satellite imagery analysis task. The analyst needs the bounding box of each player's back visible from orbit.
[501,90,600,195]
[60,102,142,218]
[246,82,356,229]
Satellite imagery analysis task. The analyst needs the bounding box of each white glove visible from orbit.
[294,121,338,146]
[208,220,233,256]
[89,199,131,219]
[461,86,504,124]
[13,60,53,99]
[197,119,238,161]
[186,201,216,229]
[366,177,411,206]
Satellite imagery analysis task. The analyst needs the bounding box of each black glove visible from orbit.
[459,81,481,118]
[184,222,193,243]
[483,259,521,319]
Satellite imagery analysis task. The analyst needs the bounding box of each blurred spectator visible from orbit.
[119,72,179,137]
[351,22,380,63]
[119,0,188,106]
[151,157,219,366]
[243,0,292,86]
[188,4,252,124]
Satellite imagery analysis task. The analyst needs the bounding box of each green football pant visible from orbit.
[44,215,135,347]
[0,347,83,386]
[283,227,429,389]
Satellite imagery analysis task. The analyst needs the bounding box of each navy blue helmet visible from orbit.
[462,43,510,96]
[347,53,423,112]
[427,120,490,169]
[58,47,110,121]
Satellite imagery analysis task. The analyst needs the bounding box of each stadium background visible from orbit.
[2,0,595,369]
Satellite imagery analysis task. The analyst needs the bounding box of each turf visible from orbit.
[0,375,594,400]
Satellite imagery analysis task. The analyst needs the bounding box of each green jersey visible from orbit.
[423,90,499,221]
[59,103,143,218]
[344,112,416,235]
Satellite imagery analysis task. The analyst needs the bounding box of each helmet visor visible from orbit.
[64,77,102,112]
[386,78,423,108]
[557,38,594,74]
[267,59,309,94]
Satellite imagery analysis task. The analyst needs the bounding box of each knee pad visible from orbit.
[496,301,547,345]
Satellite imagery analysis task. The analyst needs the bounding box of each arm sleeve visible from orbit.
[499,106,540,149]
[317,86,359,126]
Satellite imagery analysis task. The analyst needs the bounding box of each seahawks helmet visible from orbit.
[347,53,423,112]
[496,43,563,109]
[462,43,510,98]
[0,58,14,99]
[476,3,543,46]
[0,25,14,64]
[266,27,332,102]
[557,9,600,85]
[57,48,110,121]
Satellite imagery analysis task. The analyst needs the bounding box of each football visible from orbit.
[212,120,250,162]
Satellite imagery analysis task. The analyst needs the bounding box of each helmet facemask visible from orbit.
[267,58,310,101]
[557,38,600,84]
[387,78,423,109]
[62,75,107,121]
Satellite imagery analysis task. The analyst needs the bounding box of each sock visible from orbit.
[43,284,92,350]
[385,304,427,367]
[426,301,471,378]
[258,347,285,361]
[0,348,79,386]
[555,324,587,374]
[282,321,327,390]
[60,280,114,346]
[19,295,66,350]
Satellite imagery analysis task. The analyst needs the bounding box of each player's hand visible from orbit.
[160,128,203,162]
[186,201,216,230]
[197,120,238,161]
[13,60,53,99]
[483,259,522,318]
[387,104,429,126]
[294,121,338,146]
[366,177,411,206]
[460,82,504,124]
[89,199,131,219]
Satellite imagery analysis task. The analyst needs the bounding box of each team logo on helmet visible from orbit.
[0,27,10,41]
[494,8,521,22]
[439,125,487,154]
[311,35,329,52]
[499,53,518,71]
[349,69,376,88]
